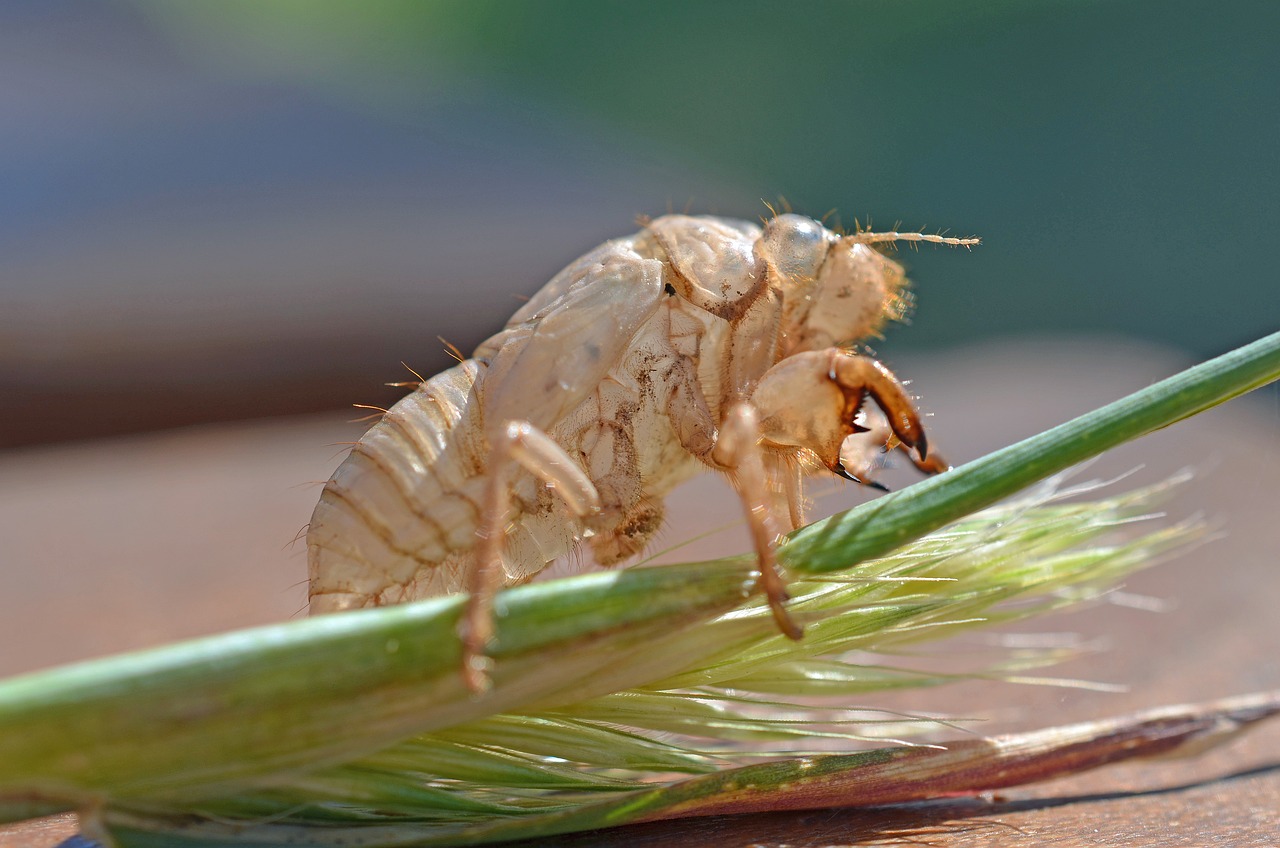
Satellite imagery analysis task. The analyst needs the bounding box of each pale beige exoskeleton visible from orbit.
[307,213,976,689]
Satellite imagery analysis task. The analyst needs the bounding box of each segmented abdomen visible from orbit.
[307,359,489,612]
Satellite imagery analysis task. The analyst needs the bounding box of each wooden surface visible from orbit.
[0,339,1277,847]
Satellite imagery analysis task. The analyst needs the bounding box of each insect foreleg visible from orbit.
[462,420,602,692]
[828,353,936,464]
[751,349,949,486]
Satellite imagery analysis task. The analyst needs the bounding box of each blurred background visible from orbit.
[4,0,1277,447]
[1,4,1279,842]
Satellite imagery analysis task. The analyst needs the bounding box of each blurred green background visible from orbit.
[3,0,1277,446]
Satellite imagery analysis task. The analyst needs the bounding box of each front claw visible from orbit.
[914,430,930,463]
[829,352,932,464]
[833,459,891,492]
[752,349,945,486]
[905,444,952,476]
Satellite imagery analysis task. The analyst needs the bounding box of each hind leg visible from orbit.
[462,420,600,692]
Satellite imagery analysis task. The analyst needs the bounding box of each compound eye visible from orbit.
[760,214,831,281]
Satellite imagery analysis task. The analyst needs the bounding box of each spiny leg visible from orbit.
[712,403,804,641]
[462,420,601,692]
